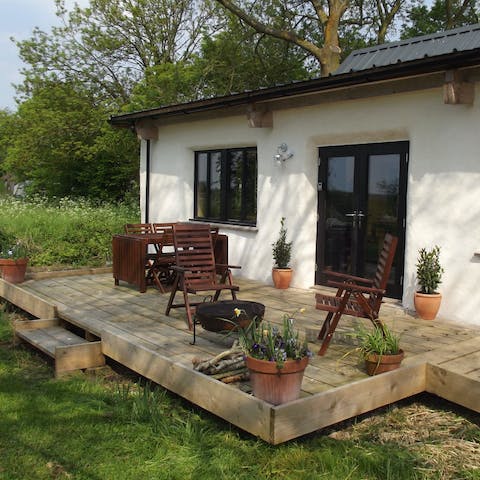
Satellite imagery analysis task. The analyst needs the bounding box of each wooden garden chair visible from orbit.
[124,222,172,292]
[123,223,159,288]
[149,223,176,292]
[315,233,398,356]
[165,223,240,330]
[124,223,153,235]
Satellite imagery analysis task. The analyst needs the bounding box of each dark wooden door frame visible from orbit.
[315,141,408,298]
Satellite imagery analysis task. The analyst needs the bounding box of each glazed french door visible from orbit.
[316,142,408,298]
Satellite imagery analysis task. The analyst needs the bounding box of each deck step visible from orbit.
[15,321,105,376]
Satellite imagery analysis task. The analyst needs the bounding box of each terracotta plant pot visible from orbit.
[245,355,308,405]
[0,258,28,284]
[272,268,293,289]
[364,349,405,376]
[414,292,442,320]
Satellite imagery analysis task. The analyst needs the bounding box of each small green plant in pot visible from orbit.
[0,229,30,284]
[353,322,404,376]
[272,217,293,289]
[414,245,444,320]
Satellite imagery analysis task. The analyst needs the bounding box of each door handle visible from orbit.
[357,211,365,228]
[345,211,366,228]
[345,211,358,227]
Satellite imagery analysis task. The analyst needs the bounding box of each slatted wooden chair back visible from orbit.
[210,226,219,248]
[173,223,217,288]
[124,223,153,235]
[151,222,175,252]
[146,223,176,292]
[368,233,398,313]
[151,222,174,241]
[315,233,398,356]
[166,223,240,330]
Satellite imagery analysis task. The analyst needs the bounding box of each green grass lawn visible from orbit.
[0,308,478,480]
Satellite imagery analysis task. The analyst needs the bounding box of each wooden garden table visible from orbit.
[112,232,228,292]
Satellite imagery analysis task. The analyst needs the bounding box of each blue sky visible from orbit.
[0,0,87,110]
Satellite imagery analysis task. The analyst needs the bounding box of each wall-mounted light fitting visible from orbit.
[274,143,294,164]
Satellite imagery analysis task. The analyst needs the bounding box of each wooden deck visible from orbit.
[2,272,480,444]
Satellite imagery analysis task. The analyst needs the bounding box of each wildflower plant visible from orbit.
[237,308,311,369]
[0,195,139,266]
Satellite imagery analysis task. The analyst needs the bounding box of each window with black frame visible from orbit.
[194,148,257,225]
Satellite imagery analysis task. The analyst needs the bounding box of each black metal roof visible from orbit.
[109,24,480,128]
[336,23,480,74]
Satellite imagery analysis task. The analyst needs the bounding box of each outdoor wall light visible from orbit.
[274,143,294,164]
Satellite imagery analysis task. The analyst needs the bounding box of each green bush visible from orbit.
[0,195,139,268]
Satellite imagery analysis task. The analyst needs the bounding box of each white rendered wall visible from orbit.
[144,84,480,327]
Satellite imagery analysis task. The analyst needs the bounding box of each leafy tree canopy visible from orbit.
[401,0,478,38]
[14,0,215,106]
[4,81,138,200]
[4,0,480,202]
[214,0,419,76]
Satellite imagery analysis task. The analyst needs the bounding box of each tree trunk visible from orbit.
[321,0,349,75]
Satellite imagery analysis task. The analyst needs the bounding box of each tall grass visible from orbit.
[0,195,139,268]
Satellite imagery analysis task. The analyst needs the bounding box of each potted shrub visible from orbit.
[354,322,404,376]
[237,308,311,405]
[272,217,293,289]
[0,230,30,284]
[414,245,444,320]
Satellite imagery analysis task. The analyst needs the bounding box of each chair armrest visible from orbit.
[323,270,374,285]
[216,263,242,269]
[327,280,385,295]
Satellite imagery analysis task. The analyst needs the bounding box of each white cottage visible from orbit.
[110,24,480,328]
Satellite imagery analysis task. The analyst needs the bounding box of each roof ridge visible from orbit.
[349,23,480,56]
[336,22,480,74]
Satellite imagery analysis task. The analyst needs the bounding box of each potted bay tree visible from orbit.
[414,245,444,320]
[272,217,293,289]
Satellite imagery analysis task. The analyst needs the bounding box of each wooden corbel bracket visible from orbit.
[135,120,159,140]
[246,104,273,128]
[443,70,475,105]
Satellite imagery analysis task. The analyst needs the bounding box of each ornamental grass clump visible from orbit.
[416,245,444,294]
[355,322,401,359]
[237,308,311,369]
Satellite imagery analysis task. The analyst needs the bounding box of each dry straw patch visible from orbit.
[328,399,480,479]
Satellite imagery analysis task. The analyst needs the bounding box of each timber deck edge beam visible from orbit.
[0,279,57,319]
[271,362,427,444]
[426,363,480,413]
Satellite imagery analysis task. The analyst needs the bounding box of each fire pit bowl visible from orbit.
[195,300,265,333]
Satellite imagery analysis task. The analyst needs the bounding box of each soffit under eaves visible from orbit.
[140,67,480,130]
